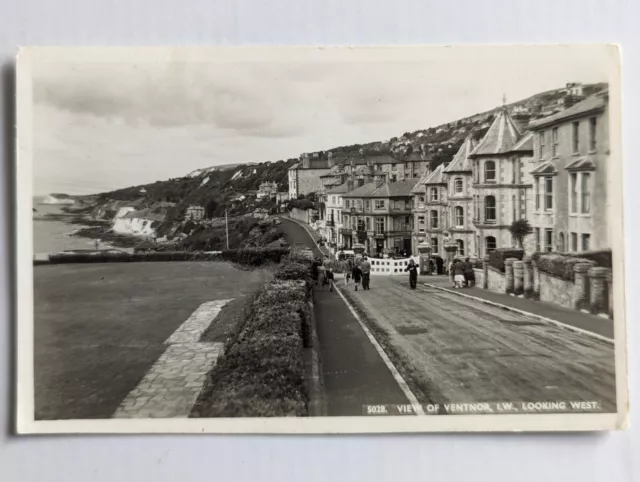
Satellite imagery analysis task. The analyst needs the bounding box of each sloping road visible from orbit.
[341,276,617,412]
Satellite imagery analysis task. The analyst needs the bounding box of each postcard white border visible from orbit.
[15,45,629,434]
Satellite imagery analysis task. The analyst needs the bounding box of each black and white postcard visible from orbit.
[15,45,628,433]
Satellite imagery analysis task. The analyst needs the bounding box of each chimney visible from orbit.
[350,157,355,170]
[301,153,310,169]
[375,175,385,188]
[346,179,354,192]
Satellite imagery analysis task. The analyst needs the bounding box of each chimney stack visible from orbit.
[346,179,354,192]
[327,151,335,168]
[301,153,310,169]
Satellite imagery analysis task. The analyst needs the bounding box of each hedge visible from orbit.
[487,248,525,273]
[567,249,612,269]
[534,253,595,282]
[45,248,290,266]
[191,256,312,418]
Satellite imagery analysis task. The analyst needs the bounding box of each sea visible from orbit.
[33,204,131,254]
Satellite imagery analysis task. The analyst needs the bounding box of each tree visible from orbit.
[356,230,367,244]
[509,219,533,250]
[205,199,218,219]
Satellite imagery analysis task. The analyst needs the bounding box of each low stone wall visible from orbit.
[473,268,484,288]
[289,208,311,224]
[486,267,506,293]
[539,271,575,309]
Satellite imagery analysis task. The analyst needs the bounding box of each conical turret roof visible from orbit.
[471,109,523,156]
[443,136,477,172]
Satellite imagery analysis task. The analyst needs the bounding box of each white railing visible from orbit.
[367,256,421,276]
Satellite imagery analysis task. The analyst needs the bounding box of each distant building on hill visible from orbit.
[185,205,205,221]
[275,192,289,203]
[257,181,278,199]
[566,82,584,98]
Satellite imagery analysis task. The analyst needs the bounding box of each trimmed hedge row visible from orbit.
[191,253,314,418]
[533,253,595,282]
[567,249,612,269]
[487,248,525,273]
[45,247,290,266]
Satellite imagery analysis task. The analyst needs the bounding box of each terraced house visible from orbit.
[527,91,610,253]
[469,108,535,256]
[341,177,417,255]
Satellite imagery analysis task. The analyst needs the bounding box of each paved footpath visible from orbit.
[279,217,419,415]
[113,300,231,418]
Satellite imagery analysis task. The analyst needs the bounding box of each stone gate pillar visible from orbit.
[482,254,490,289]
[573,262,595,311]
[505,258,517,294]
[532,257,540,300]
[588,266,610,316]
[416,241,433,276]
[513,260,525,297]
[523,255,533,298]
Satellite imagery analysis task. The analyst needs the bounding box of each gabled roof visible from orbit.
[566,157,596,171]
[411,170,431,194]
[470,109,523,156]
[530,161,558,176]
[424,164,447,185]
[326,183,350,194]
[342,179,418,198]
[529,91,608,130]
[443,136,476,173]
[508,131,534,153]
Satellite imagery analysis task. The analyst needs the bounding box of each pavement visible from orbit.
[423,276,614,339]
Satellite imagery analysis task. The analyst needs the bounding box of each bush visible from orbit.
[534,253,595,282]
[567,249,612,269]
[221,247,289,266]
[487,248,524,272]
[191,277,310,418]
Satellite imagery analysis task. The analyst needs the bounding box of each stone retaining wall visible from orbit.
[486,267,506,293]
[539,271,575,309]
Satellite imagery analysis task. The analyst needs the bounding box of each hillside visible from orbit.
[62,81,607,246]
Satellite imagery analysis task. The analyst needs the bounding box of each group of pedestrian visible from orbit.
[449,257,476,289]
[346,256,371,291]
[312,255,335,292]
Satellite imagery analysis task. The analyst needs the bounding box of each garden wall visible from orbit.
[486,266,506,293]
[289,207,312,224]
[473,268,484,288]
[538,271,575,309]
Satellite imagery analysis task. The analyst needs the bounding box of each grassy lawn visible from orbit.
[34,261,274,420]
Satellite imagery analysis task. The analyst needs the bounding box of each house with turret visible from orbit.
[469,108,535,256]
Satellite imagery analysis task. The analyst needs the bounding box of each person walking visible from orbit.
[312,257,321,286]
[405,258,418,289]
[324,267,335,292]
[361,256,372,290]
[453,259,466,288]
[317,257,327,290]
[463,257,475,287]
[352,261,362,291]
[449,259,457,288]
[345,258,353,285]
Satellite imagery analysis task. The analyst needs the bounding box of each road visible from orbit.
[341,276,617,412]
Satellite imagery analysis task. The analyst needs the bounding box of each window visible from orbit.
[454,178,463,194]
[430,187,439,202]
[485,236,496,253]
[357,178,365,187]
[589,117,597,151]
[512,195,516,222]
[571,232,578,251]
[581,173,591,214]
[484,160,496,183]
[375,217,384,234]
[539,131,546,158]
[545,229,554,252]
[572,121,580,153]
[544,177,553,210]
[374,200,385,210]
[551,127,559,157]
[430,210,439,228]
[512,160,516,184]
[344,200,350,209]
[535,228,541,252]
[418,216,425,232]
[558,232,565,252]
[413,171,418,178]
[418,196,425,208]
[405,162,410,169]
[474,161,480,183]
[365,217,371,230]
[431,237,439,254]
[535,179,540,211]
[570,173,578,213]
[331,196,336,205]
[391,174,397,182]
[365,200,370,210]
[455,206,464,227]
[582,233,591,251]
[456,239,465,256]
[485,195,496,223]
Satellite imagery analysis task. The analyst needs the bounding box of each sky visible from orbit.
[30,46,613,195]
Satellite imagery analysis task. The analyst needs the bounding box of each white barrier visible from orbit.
[367,256,421,276]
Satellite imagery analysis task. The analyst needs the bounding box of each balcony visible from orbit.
[387,229,412,237]
[339,228,353,235]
